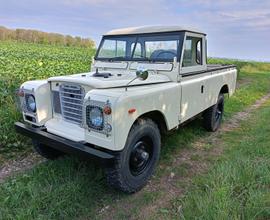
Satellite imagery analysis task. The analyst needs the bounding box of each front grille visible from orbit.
[52,91,61,114]
[59,84,85,125]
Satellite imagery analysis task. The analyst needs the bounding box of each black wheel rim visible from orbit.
[129,138,153,176]
[215,100,224,121]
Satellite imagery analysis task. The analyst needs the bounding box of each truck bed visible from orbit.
[182,64,236,77]
[207,64,236,71]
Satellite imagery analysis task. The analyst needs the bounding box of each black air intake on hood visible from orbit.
[92,72,113,78]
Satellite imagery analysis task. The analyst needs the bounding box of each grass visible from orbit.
[174,100,270,219]
[0,41,270,219]
[0,158,108,219]
[0,41,95,163]
[159,60,270,165]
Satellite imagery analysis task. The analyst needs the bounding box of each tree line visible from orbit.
[0,26,95,48]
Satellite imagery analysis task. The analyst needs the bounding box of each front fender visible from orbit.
[83,83,180,151]
[113,83,180,151]
[20,80,52,126]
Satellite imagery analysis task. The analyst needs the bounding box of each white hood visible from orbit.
[48,71,171,89]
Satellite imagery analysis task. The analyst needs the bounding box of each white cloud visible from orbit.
[220,10,270,20]
[1,0,269,60]
[218,9,270,30]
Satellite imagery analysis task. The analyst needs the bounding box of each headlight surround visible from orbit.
[87,106,104,130]
[25,94,36,113]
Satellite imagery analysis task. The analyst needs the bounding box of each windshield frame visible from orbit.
[95,31,185,63]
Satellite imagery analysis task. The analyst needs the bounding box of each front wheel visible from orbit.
[203,94,224,132]
[105,119,161,193]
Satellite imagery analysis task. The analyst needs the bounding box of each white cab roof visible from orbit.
[104,25,206,36]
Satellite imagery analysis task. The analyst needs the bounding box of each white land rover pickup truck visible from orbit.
[15,26,237,193]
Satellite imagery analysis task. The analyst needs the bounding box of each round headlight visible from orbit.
[26,95,36,112]
[89,107,103,129]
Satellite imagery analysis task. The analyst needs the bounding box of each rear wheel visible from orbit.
[105,118,161,193]
[32,140,64,159]
[203,94,224,132]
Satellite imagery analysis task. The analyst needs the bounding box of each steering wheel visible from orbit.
[134,54,150,60]
[154,50,177,59]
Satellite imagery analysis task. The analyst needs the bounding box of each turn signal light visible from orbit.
[128,108,136,114]
[17,89,24,97]
[103,105,112,115]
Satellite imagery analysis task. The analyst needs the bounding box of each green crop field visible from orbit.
[0,41,95,162]
[0,40,269,163]
[0,40,270,219]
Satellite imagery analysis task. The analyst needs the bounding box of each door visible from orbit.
[179,33,207,122]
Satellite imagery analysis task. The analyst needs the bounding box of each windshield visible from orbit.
[96,33,183,62]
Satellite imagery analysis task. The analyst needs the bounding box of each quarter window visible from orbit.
[196,40,202,64]
[182,36,202,67]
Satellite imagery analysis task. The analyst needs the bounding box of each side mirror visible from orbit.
[125,67,149,91]
[136,67,149,80]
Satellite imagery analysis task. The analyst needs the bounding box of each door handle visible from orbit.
[201,85,204,93]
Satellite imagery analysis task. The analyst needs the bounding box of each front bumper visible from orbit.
[14,122,115,165]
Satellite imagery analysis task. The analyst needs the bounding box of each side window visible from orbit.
[182,36,202,67]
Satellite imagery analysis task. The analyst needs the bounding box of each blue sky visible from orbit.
[0,0,269,61]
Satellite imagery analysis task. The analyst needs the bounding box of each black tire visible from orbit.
[105,118,161,193]
[203,94,224,132]
[32,140,64,160]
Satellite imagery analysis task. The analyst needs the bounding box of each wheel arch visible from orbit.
[220,84,229,95]
[132,110,169,135]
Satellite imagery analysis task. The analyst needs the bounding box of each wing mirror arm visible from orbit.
[125,67,149,91]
